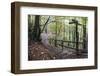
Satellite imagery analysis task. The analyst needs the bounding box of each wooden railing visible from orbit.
[49,39,87,52]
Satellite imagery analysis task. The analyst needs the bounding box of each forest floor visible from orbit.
[28,41,87,60]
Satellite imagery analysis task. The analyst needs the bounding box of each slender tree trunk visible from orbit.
[55,17,57,47]
[76,22,79,55]
[83,18,86,50]
[28,15,33,40]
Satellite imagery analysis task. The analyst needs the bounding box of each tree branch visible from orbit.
[41,16,50,33]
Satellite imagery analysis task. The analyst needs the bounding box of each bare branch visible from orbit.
[41,16,50,32]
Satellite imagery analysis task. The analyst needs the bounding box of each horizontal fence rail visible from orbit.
[49,39,87,52]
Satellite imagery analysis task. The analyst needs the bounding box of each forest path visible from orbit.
[41,44,88,59]
[41,45,77,59]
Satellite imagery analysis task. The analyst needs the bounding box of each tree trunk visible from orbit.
[32,15,41,41]
[83,18,87,50]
